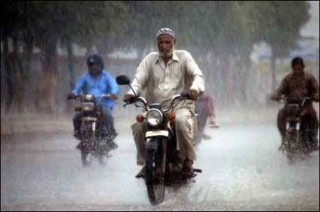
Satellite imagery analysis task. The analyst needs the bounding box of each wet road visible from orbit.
[1,118,319,211]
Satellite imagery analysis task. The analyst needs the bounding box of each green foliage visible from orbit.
[1,1,310,58]
[245,1,310,57]
[120,1,309,60]
[0,1,312,112]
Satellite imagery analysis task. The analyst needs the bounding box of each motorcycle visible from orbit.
[278,96,319,164]
[116,75,201,205]
[67,93,117,167]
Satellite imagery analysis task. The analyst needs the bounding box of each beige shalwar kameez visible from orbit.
[127,50,205,165]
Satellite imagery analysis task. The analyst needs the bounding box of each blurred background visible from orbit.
[1,1,319,124]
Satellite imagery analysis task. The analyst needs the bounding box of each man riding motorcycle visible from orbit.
[68,53,119,147]
[122,27,205,178]
[270,56,319,152]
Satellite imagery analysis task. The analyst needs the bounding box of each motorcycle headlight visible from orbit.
[84,94,94,101]
[146,109,163,127]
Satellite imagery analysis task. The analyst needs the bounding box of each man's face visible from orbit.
[88,62,101,76]
[157,34,175,58]
[292,64,304,75]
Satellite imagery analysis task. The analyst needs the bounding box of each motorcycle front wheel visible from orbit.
[285,128,300,165]
[81,149,92,167]
[145,137,167,205]
[97,149,110,166]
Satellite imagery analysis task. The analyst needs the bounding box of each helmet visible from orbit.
[86,53,104,70]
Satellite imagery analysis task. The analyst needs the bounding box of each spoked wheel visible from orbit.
[81,150,92,167]
[286,152,296,165]
[80,123,94,167]
[145,137,167,205]
[98,150,110,166]
[285,129,300,165]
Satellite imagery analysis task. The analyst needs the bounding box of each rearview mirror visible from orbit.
[116,75,131,85]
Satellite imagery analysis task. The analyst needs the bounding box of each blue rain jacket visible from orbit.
[72,70,119,110]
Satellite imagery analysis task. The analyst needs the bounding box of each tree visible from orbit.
[247,1,310,90]
[1,1,131,113]
[1,1,311,113]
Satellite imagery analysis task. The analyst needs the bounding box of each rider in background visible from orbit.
[68,53,119,147]
[196,93,219,140]
[270,56,319,151]
[122,27,205,178]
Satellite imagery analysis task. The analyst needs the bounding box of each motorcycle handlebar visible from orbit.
[67,93,117,101]
[125,93,193,112]
[276,96,313,106]
[100,94,118,100]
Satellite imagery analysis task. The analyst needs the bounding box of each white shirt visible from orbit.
[128,50,205,103]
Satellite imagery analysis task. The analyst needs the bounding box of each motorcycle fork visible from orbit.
[286,120,300,131]
[285,120,302,149]
[81,121,97,148]
[146,137,168,173]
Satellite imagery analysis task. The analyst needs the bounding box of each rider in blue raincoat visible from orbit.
[68,53,119,146]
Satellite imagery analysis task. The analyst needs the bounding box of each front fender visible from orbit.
[146,137,159,151]
[145,130,169,138]
[145,131,168,152]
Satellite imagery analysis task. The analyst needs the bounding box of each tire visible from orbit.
[79,120,96,167]
[97,147,110,166]
[286,153,295,165]
[81,149,92,167]
[145,137,167,205]
[98,153,108,165]
[285,128,300,165]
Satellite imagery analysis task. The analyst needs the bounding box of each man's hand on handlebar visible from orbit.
[312,94,319,102]
[270,94,281,101]
[67,93,76,100]
[187,89,198,100]
[109,94,118,100]
[123,93,135,103]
